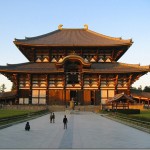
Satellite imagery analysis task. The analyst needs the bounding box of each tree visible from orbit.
[137,85,142,91]
[143,86,150,92]
[0,84,6,93]
[130,86,137,90]
[130,86,142,92]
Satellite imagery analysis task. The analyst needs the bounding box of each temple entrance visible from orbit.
[70,90,78,105]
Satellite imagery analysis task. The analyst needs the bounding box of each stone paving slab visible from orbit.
[0,111,150,149]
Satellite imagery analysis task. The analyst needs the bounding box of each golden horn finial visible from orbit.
[58,24,63,30]
[84,24,88,30]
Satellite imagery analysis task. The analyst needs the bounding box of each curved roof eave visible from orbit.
[0,70,64,74]
[14,41,132,47]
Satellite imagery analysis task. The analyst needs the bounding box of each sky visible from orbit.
[0,0,150,91]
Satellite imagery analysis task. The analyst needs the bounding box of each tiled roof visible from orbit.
[91,63,150,73]
[0,62,149,74]
[0,62,63,73]
[14,28,132,47]
[0,91,16,100]
[131,92,150,100]
[107,93,134,103]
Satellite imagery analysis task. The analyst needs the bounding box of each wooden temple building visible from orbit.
[0,25,150,106]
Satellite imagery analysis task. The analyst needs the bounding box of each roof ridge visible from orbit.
[61,28,83,30]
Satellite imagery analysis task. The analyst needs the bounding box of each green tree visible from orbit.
[143,86,150,92]
[130,86,143,93]
[0,84,6,92]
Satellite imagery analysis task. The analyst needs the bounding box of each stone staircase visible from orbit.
[47,105,101,113]
[47,105,66,112]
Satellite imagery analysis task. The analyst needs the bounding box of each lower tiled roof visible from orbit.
[0,62,62,73]
[0,91,16,100]
[0,62,149,74]
[131,92,150,100]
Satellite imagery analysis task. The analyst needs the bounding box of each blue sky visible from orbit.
[0,0,150,91]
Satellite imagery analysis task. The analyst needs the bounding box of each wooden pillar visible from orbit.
[81,73,84,105]
[12,74,19,104]
[127,74,132,95]
[46,74,49,105]
[98,75,101,90]
[111,50,115,62]
[17,74,19,104]
[95,90,101,105]
[114,75,118,95]
[29,74,32,104]
[64,73,66,106]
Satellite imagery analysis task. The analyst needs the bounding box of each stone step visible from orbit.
[47,105,101,112]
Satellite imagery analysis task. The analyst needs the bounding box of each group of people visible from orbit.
[50,112,68,129]
[25,112,68,131]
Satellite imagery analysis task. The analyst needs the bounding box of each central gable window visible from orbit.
[67,73,79,84]
[65,60,81,85]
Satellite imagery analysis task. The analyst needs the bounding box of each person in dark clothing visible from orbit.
[25,122,30,131]
[52,113,55,123]
[63,115,68,129]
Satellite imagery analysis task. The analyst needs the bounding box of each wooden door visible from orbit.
[84,90,91,105]
[49,90,55,105]
[77,90,83,105]
[66,89,70,105]
[95,90,101,105]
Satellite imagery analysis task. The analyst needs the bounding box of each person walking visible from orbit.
[63,115,68,129]
[52,112,55,123]
[25,122,30,131]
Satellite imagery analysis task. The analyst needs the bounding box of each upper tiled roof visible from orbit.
[14,28,132,47]
[0,62,149,74]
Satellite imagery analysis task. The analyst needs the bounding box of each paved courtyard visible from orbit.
[0,111,150,149]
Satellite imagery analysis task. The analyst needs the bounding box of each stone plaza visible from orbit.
[0,111,150,149]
